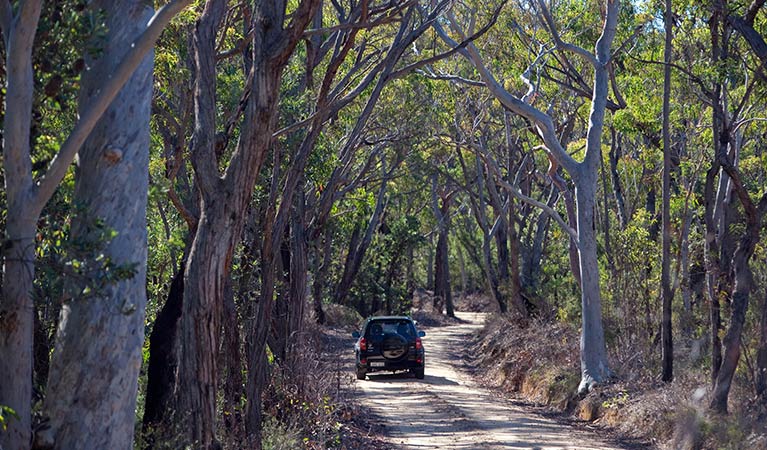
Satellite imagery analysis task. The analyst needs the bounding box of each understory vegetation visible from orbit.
[473,307,767,450]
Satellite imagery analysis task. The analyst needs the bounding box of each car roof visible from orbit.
[366,316,412,321]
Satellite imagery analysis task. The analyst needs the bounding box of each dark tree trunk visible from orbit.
[507,199,525,314]
[661,0,674,383]
[32,305,52,392]
[434,219,453,316]
[173,0,320,445]
[710,227,757,413]
[287,198,309,362]
[520,187,556,292]
[222,279,244,434]
[337,225,362,307]
[269,224,293,363]
[549,168,581,289]
[609,127,628,229]
[312,227,332,324]
[705,164,724,384]
[709,160,765,413]
[756,287,767,400]
[143,264,185,434]
[496,224,510,283]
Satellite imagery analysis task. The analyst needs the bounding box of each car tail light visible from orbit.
[415,338,422,350]
[361,358,367,365]
[416,357,422,364]
[359,337,367,351]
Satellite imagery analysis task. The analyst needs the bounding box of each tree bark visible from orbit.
[222,278,244,434]
[174,0,320,446]
[574,168,612,392]
[175,2,229,447]
[756,287,767,401]
[143,264,185,436]
[311,227,332,324]
[287,196,309,361]
[434,201,454,317]
[709,158,766,413]
[0,4,44,449]
[608,127,628,229]
[661,0,674,383]
[239,1,321,439]
[44,2,154,447]
[704,163,724,384]
[520,187,556,292]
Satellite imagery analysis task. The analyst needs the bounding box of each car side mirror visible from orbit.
[417,331,426,337]
[352,331,360,338]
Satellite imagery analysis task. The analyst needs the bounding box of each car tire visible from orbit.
[415,367,425,379]
[382,333,408,360]
[356,368,367,380]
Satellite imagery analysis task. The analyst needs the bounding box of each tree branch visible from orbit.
[471,140,580,247]
[433,16,579,174]
[388,0,504,80]
[537,0,598,67]
[34,0,193,212]
[0,0,11,44]
[745,0,766,25]
[303,12,401,36]
[415,70,485,86]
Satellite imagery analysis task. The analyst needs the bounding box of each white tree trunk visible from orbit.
[44,1,154,448]
[1,4,44,449]
[574,171,611,392]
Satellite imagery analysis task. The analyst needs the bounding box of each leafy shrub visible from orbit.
[262,417,302,450]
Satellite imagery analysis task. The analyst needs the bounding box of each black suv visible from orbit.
[352,316,426,380]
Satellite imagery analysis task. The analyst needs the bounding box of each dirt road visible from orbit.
[353,312,626,450]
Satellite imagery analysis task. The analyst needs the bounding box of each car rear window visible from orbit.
[366,320,415,339]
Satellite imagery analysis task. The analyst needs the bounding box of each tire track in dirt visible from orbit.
[352,312,627,450]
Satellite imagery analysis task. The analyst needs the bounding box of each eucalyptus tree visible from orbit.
[0,1,190,448]
[40,1,174,446]
[435,0,620,391]
[704,0,767,413]
[171,0,324,446]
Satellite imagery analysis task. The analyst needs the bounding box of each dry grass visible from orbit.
[258,320,396,449]
[469,312,767,450]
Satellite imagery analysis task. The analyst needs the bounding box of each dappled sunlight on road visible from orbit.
[352,312,624,450]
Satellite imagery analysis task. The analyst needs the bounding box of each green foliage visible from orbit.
[0,405,18,431]
[36,204,139,305]
[261,417,302,450]
[602,391,630,410]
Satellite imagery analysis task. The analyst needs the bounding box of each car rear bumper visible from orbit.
[357,356,424,372]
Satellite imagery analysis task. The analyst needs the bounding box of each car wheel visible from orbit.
[356,368,367,380]
[415,367,424,379]
[382,333,408,360]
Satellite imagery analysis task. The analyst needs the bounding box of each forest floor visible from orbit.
[345,311,634,449]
